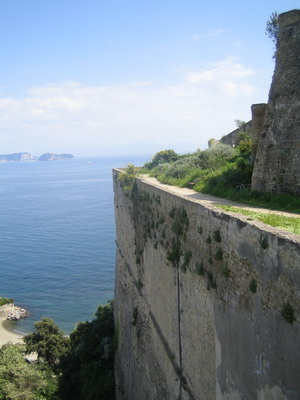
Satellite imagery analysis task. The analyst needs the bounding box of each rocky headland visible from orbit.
[38,153,74,161]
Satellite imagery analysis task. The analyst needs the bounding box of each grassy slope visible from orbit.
[141,145,300,233]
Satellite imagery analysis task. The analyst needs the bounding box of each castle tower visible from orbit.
[251,9,300,195]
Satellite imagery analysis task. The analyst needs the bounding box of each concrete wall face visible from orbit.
[252,10,300,195]
[113,171,300,400]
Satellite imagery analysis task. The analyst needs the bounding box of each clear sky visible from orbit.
[0,0,298,157]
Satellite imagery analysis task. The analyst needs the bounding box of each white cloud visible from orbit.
[0,58,264,156]
[193,29,225,40]
[186,57,254,84]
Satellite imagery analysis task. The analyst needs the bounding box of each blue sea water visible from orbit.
[0,155,149,334]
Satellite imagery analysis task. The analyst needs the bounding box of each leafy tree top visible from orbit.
[24,317,69,369]
[266,11,279,45]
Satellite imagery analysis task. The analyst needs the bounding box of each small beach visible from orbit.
[0,305,25,347]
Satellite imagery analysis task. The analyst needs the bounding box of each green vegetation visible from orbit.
[220,265,230,278]
[0,297,13,307]
[214,248,223,261]
[249,277,257,293]
[24,317,69,369]
[116,164,139,194]
[59,301,115,400]
[181,251,192,272]
[207,271,217,290]
[0,301,115,400]
[167,239,182,267]
[142,145,300,215]
[217,206,300,235]
[281,302,295,324]
[213,229,221,242]
[0,343,58,400]
[196,262,204,275]
[266,11,279,45]
[258,234,268,249]
[144,149,179,169]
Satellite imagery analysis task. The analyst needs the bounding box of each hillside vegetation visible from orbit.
[0,301,116,400]
[142,137,300,215]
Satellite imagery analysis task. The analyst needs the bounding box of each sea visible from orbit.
[0,155,150,334]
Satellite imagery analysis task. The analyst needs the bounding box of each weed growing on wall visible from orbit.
[207,271,217,290]
[214,248,223,261]
[220,265,230,278]
[196,262,204,275]
[258,234,268,249]
[281,302,295,324]
[167,239,182,267]
[181,251,192,272]
[213,229,221,242]
[249,277,257,293]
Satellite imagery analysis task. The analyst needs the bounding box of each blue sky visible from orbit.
[0,0,298,157]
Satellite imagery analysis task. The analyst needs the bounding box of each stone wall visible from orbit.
[219,121,252,147]
[252,9,300,195]
[114,170,300,400]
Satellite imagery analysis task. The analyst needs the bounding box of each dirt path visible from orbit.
[139,175,300,219]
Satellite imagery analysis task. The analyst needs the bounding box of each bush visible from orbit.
[0,297,14,307]
[145,150,179,169]
[281,302,295,324]
[59,301,115,400]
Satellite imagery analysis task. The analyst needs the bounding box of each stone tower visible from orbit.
[251,9,300,195]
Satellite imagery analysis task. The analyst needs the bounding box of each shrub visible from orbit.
[281,302,295,324]
[249,277,257,293]
[166,239,182,267]
[117,164,139,194]
[145,150,179,169]
[213,229,221,242]
[0,297,14,307]
[196,262,204,275]
[220,265,230,278]
[207,271,217,290]
[214,248,223,261]
[258,234,268,249]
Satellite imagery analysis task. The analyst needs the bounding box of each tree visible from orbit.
[24,317,69,369]
[234,119,246,129]
[0,343,58,400]
[59,301,115,400]
[265,12,279,45]
[145,149,179,169]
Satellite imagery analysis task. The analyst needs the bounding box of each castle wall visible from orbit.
[219,121,252,147]
[251,103,267,158]
[252,10,300,195]
[114,170,300,400]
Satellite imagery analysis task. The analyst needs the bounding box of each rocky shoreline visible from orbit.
[0,304,29,321]
[6,305,29,321]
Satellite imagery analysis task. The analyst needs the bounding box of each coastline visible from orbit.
[0,305,25,347]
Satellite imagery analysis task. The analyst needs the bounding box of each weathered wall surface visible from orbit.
[252,9,300,195]
[114,171,300,400]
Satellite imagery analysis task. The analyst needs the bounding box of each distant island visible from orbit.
[38,153,74,161]
[0,152,36,162]
[0,152,74,162]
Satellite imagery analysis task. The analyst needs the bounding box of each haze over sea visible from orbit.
[0,155,149,334]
